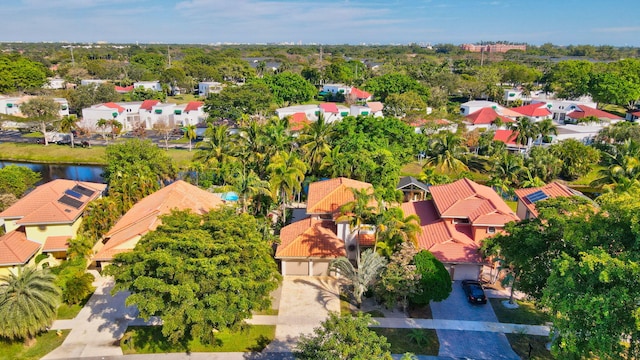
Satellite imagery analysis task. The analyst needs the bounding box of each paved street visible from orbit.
[430,281,520,360]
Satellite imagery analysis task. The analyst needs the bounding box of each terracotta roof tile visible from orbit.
[493,129,520,146]
[289,112,310,131]
[139,100,160,111]
[465,107,514,125]
[511,103,552,117]
[514,182,577,217]
[42,235,71,252]
[184,101,204,113]
[103,102,125,113]
[350,87,372,99]
[276,218,345,258]
[319,103,339,113]
[567,105,621,120]
[94,180,224,262]
[114,85,134,93]
[366,101,384,113]
[306,178,374,214]
[0,229,41,266]
[0,179,106,225]
[357,233,376,246]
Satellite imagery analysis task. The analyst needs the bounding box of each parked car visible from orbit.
[461,280,487,304]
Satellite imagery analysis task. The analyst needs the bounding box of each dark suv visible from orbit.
[462,280,487,304]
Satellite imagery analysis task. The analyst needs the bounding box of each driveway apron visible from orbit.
[430,281,520,360]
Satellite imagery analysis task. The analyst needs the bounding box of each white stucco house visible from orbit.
[198,82,224,97]
[133,81,162,92]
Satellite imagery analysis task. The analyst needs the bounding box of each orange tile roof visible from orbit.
[94,180,224,262]
[103,102,125,113]
[0,180,106,225]
[366,101,384,113]
[567,105,621,120]
[319,103,339,113]
[0,229,41,266]
[511,103,552,117]
[514,182,577,218]
[42,235,71,252]
[357,233,376,246]
[289,112,310,131]
[306,178,374,214]
[493,129,520,146]
[429,178,519,225]
[184,101,204,113]
[465,107,514,125]
[401,201,481,263]
[276,218,346,258]
[351,87,372,99]
[139,99,160,111]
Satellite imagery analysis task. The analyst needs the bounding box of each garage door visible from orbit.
[452,264,480,281]
[312,261,330,276]
[284,260,308,276]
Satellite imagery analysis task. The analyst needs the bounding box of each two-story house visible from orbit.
[0,179,106,275]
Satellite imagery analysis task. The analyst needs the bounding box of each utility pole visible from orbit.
[70,45,75,66]
[319,45,324,85]
[167,45,171,68]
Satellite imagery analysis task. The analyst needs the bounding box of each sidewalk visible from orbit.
[371,317,550,336]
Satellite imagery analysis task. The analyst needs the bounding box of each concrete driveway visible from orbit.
[430,281,520,360]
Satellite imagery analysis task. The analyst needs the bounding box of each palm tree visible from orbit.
[267,151,306,224]
[229,166,271,213]
[491,153,525,188]
[508,116,537,148]
[337,187,377,255]
[320,145,351,178]
[0,267,61,346]
[262,117,294,160]
[238,119,268,176]
[299,113,334,176]
[183,124,197,152]
[194,124,237,182]
[375,207,421,258]
[57,115,78,148]
[424,132,469,173]
[329,249,387,308]
[96,119,110,143]
[535,118,558,144]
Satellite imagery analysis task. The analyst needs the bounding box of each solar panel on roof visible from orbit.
[71,185,95,197]
[526,190,549,203]
[58,195,84,209]
[65,189,83,199]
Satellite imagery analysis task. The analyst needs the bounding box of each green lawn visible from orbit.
[0,142,195,169]
[571,165,605,186]
[0,330,70,360]
[252,309,279,316]
[56,293,92,320]
[168,94,201,104]
[400,162,424,176]
[506,333,553,359]
[21,132,43,138]
[505,200,518,212]
[490,298,550,325]
[372,328,439,356]
[121,325,275,354]
[601,104,627,118]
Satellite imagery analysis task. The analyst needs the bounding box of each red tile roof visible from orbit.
[289,112,310,131]
[103,102,125,113]
[567,105,621,120]
[184,101,204,113]
[514,182,577,218]
[350,87,372,99]
[493,129,520,146]
[511,103,552,117]
[319,103,339,113]
[429,178,519,225]
[306,178,374,214]
[0,180,106,225]
[94,180,224,262]
[114,85,134,93]
[139,99,159,111]
[0,229,41,266]
[42,235,71,252]
[276,218,346,258]
[401,201,482,264]
[366,101,384,113]
[465,107,514,125]
[357,232,376,246]
[632,111,640,117]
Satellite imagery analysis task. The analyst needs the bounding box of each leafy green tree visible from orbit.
[0,54,48,92]
[227,165,271,214]
[106,209,281,345]
[544,60,593,99]
[410,250,451,305]
[424,132,470,173]
[0,267,61,345]
[0,165,41,199]
[57,115,78,148]
[51,257,95,305]
[330,249,387,308]
[68,83,120,113]
[205,81,273,121]
[19,96,61,146]
[267,151,306,224]
[550,139,600,180]
[375,242,421,312]
[383,91,427,119]
[364,73,429,102]
[299,114,334,176]
[194,124,238,183]
[130,87,165,102]
[262,72,316,105]
[524,146,562,182]
[375,207,421,257]
[80,196,120,243]
[294,312,392,360]
[589,72,640,108]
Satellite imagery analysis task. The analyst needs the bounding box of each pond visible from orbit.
[0,161,106,184]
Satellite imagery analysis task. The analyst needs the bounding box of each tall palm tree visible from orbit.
[320,145,351,178]
[183,124,197,152]
[0,267,61,345]
[262,117,294,160]
[329,249,387,308]
[491,153,525,187]
[238,119,267,176]
[194,124,237,181]
[375,207,421,258]
[535,118,558,144]
[590,155,640,191]
[267,151,306,224]
[229,165,271,213]
[337,187,377,254]
[299,113,334,176]
[508,116,537,148]
[424,132,469,173]
[57,115,78,148]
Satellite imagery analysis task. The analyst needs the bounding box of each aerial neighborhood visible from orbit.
[1,40,640,360]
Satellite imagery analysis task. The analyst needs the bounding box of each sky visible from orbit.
[2,0,640,46]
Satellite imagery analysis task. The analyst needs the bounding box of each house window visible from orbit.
[487,227,496,234]
[452,218,470,224]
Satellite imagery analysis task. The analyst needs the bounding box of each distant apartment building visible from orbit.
[461,44,527,53]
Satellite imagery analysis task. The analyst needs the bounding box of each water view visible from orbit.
[0,161,105,184]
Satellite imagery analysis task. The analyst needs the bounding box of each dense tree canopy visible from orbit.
[106,209,281,344]
[262,71,316,105]
[204,81,273,121]
[0,54,49,93]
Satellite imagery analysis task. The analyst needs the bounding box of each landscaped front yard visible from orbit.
[372,328,439,356]
[0,330,69,360]
[120,325,275,354]
[489,298,549,325]
[506,333,553,360]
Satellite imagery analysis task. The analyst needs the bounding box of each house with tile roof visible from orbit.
[401,178,519,280]
[493,129,529,152]
[510,103,553,121]
[565,105,622,123]
[349,87,373,102]
[173,101,206,127]
[92,180,224,268]
[276,177,374,276]
[0,95,70,120]
[514,182,583,220]
[463,107,514,131]
[0,179,106,275]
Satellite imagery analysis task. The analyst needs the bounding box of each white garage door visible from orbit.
[284,260,308,276]
[452,264,481,281]
[312,261,330,276]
